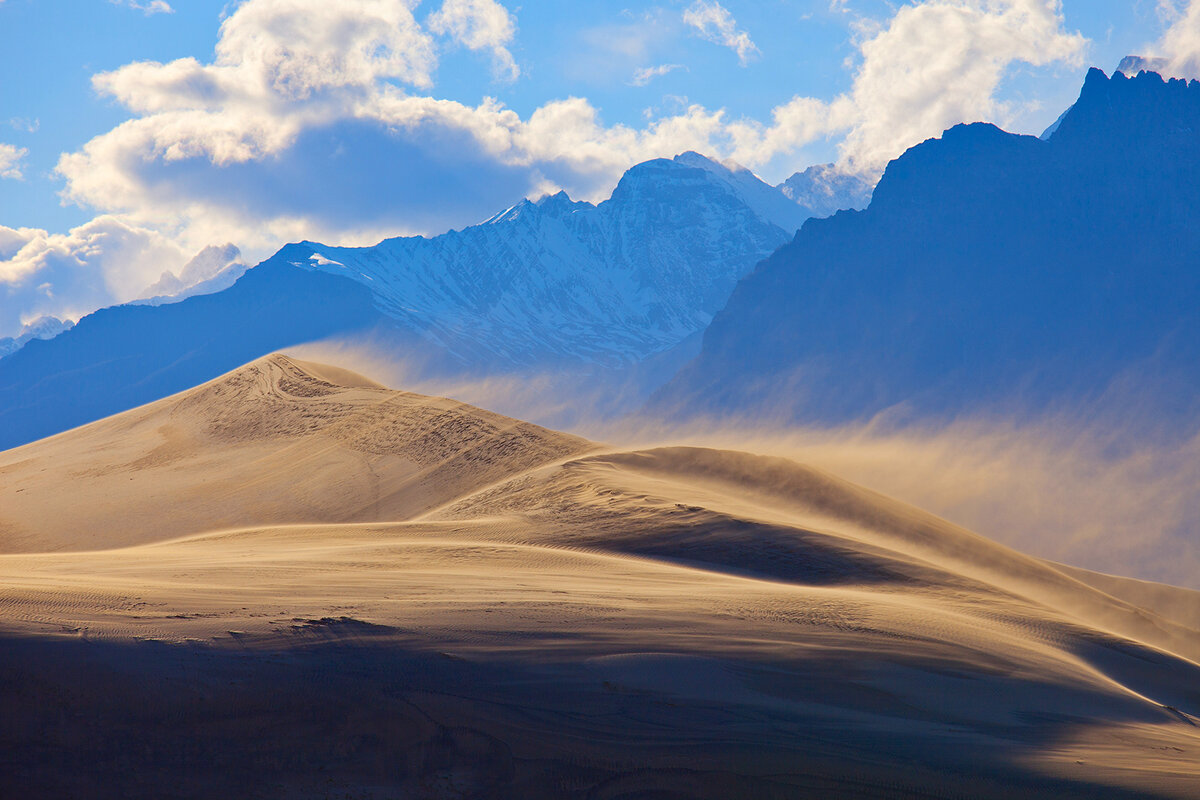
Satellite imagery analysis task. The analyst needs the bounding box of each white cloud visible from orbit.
[0,143,26,180]
[212,0,437,95]
[36,0,1086,336]
[683,1,760,66]
[428,0,519,82]
[630,63,684,86]
[834,0,1087,171]
[679,0,1085,173]
[0,217,190,335]
[1149,1,1200,77]
[57,0,1087,219]
[112,0,174,14]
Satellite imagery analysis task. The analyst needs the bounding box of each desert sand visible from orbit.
[1,355,1198,798]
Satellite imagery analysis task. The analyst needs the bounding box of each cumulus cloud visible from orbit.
[682,1,760,66]
[428,0,519,81]
[0,143,27,180]
[56,0,729,257]
[835,0,1086,171]
[0,217,190,335]
[630,63,684,86]
[211,0,437,95]
[681,0,1085,173]
[37,0,1085,335]
[61,0,1085,243]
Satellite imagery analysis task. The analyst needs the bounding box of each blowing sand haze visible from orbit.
[1,356,1198,798]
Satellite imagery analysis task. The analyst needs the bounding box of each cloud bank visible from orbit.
[1,0,1088,335]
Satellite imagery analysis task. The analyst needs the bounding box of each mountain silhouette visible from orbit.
[655,68,1200,429]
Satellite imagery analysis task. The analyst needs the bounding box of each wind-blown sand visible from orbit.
[1,355,1198,798]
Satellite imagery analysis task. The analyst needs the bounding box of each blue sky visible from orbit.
[0,0,1195,335]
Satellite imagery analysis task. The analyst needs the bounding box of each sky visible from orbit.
[0,0,1198,336]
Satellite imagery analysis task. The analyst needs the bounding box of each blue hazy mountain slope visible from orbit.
[272,152,801,368]
[654,69,1200,426]
[0,262,398,450]
[0,152,822,451]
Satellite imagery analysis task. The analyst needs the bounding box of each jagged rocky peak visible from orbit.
[482,190,591,226]
[534,189,589,216]
[1049,67,1200,149]
[262,149,809,372]
[653,65,1200,428]
[1036,64,1195,140]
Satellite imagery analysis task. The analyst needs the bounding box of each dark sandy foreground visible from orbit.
[4,631,1193,800]
[1,356,1198,799]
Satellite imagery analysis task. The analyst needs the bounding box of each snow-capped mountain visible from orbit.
[0,151,814,450]
[272,152,799,368]
[137,243,248,305]
[777,163,875,220]
[0,316,74,360]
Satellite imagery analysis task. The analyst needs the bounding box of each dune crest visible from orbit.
[2,354,1198,798]
[0,353,591,552]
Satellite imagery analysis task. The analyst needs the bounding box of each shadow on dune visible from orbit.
[0,633,1185,800]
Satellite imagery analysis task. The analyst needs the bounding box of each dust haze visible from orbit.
[287,340,1200,589]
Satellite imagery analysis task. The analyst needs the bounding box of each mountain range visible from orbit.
[655,68,1200,429]
[273,152,806,369]
[6,67,1200,451]
[0,154,868,450]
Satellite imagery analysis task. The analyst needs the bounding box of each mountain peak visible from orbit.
[777,163,875,220]
[1050,67,1200,148]
[0,316,75,360]
[611,152,812,232]
[534,189,589,216]
[672,150,722,170]
[483,198,537,225]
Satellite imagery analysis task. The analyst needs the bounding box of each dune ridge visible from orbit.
[0,354,591,552]
[1,355,1198,799]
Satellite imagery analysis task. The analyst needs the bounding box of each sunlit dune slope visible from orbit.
[2,355,1199,798]
[0,354,590,552]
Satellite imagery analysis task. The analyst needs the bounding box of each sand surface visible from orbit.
[2,355,1198,799]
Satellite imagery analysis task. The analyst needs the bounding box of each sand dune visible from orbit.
[0,354,589,552]
[2,355,1198,799]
